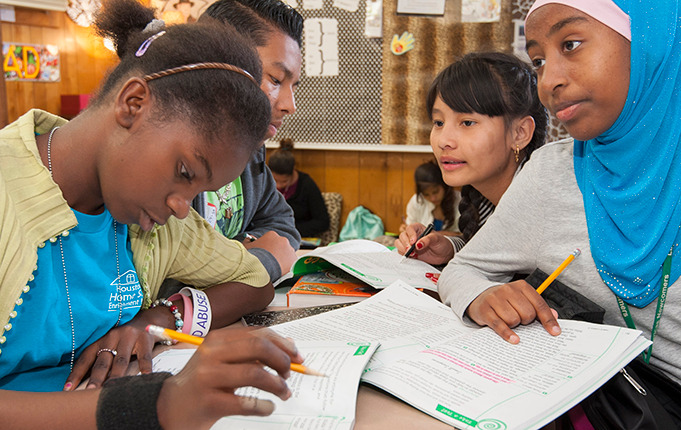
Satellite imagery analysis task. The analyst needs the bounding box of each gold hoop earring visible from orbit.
[514,144,520,163]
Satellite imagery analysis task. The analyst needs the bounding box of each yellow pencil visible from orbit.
[146,324,326,377]
[536,249,581,295]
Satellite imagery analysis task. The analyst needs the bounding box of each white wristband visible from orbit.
[180,287,212,337]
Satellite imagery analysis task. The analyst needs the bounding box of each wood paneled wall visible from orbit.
[268,148,437,234]
[1,8,117,123]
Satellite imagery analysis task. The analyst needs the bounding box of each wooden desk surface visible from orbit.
[355,384,455,429]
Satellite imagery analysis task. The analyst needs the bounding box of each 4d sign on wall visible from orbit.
[3,43,60,82]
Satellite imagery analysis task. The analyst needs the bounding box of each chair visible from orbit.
[318,192,343,246]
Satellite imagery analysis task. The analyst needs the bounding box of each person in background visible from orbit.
[401,159,461,236]
[269,138,330,238]
[439,0,681,424]
[193,0,304,281]
[396,52,547,265]
[0,0,302,427]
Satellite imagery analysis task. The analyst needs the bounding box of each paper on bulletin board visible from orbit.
[396,0,445,15]
[512,19,530,63]
[303,0,323,9]
[334,0,360,12]
[365,0,382,38]
[461,0,501,23]
[305,18,339,77]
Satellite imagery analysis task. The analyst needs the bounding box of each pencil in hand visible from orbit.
[535,249,581,295]
[146,325,327,377]
[290,362,326,377]
[401,222,435,263]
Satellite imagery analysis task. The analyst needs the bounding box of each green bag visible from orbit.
[339,206,384,241]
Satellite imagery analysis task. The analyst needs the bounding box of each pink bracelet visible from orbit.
[171,287,212,338]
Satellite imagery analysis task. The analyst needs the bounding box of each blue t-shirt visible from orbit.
[0,208,141,391]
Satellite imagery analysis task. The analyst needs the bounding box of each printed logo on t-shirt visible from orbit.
[109,269,143,311]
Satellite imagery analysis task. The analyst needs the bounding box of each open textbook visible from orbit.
[292,239,440,291]
[271,281,651,430]
[150,340,378,430]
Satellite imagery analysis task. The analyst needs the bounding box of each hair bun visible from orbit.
[279,138,294,151]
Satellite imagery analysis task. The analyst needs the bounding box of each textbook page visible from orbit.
[292,239,440,291]
[363,318,649,429]
[272,279,469,370]
[149,341,378,430]
[271,281,651,429]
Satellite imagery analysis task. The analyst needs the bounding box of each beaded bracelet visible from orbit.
[150,298,183,345]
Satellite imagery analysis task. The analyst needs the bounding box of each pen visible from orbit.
[146,324,326,377]
[401,222,434,262]
[536,249,581,294]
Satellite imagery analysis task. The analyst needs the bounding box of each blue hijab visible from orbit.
[573,0,681,307]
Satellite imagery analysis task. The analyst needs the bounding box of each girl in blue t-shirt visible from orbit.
[0,0,302,427]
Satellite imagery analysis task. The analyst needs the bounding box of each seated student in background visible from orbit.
[0,0,303,425]
[269,138,330,238]
[400,160,461,236]
[396,52,547,265]
[438,0,681,417]
[192,0,303,281]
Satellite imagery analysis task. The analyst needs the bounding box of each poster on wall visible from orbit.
[150,0,214,24]
[2,43,60,82]
[304,18,339,77]
[461,0,501,23]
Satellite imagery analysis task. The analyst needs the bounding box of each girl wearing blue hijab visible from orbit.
[567,0,681,309]
[437,0,681,402]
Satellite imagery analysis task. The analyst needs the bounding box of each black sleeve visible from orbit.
[291,173,329,237]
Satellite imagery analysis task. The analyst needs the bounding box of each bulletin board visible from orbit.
[275,0,568,146]
[380,0,514,146]
[274,0,383,145]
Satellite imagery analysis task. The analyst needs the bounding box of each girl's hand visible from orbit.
[157,326,302,430]
[65,306,175,391]
[466,280,561,344]
[394,223,454,265]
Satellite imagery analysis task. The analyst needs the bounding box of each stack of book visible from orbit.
[285,239,441,307]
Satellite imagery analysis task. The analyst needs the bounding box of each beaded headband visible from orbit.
[142,62,258,86]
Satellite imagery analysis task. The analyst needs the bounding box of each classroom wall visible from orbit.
[1,7,117,124]
[0,4,513,235]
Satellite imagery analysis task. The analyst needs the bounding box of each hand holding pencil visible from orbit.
[466,249,581,345]
[147,325,326,376]
[395,222,456,266]
[154,325,301,429]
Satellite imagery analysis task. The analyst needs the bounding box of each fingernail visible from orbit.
[416,242,424,250]
[86,383,96,390]
[508,334,520,344]
[63,382,72,391]
[551,325,562,335]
